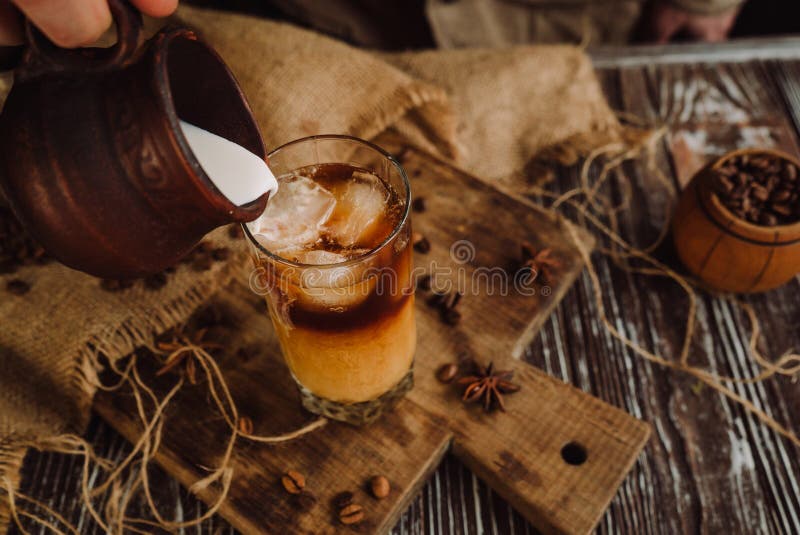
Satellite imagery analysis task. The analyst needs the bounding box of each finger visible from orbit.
[130,0,177,18]
[12,0,112,48]
[0,1,23,45]
[686,15,736,43]
[653,16,685,44]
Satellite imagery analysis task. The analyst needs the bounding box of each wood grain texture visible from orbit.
[9,41,800,535]
[89,148,648,535]
[94,287,453,535]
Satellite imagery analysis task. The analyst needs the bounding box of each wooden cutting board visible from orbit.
[94,145,650,535]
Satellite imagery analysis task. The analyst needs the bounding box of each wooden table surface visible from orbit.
[11,38,800,534]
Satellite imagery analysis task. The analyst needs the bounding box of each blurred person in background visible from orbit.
[0,0,763,51]
[203,0,746,49]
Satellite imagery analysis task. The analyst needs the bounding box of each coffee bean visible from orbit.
[770,189,792,203]
[339,503,364,525]
[427,292,448,308]
[441,307,462,326]
[771,203,792,217]
[412,232,430,254]
[766,175,781,191]
[281,470,306,494]
[411,196,427,213]
[714,175,734,194]
[759,212,778,226]
[783,163,797,181]
[436,363,458,383]
[332,491,354,509]
[416,274,432,291]
[751,184,769,202]
[730,185,747,199]
[6,279,30,296]
[370,476,391,499]
[718,164,737,177]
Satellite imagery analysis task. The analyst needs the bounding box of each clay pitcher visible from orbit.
[0,0,268,279]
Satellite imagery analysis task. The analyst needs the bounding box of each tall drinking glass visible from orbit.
[243,135,415,425]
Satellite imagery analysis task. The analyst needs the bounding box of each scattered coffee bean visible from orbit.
[411,196,427,213]
[412,232,430,254]
[281,470,306,494]
[416,274,432,292]
[436,363,458,383]
[427,290,463,325]
[332,491,354,509]
[6,278,30,296]
[339,503,364,525]
[442,308,462,326]
[370,476,391,499]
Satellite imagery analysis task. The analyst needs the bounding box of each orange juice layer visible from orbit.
[272,296,416,403]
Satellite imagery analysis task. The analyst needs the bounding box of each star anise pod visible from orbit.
[457,362,520,412]
[519,242,561,283]
[155,327,221,384]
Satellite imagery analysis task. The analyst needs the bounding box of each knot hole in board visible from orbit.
[560,441,588,466]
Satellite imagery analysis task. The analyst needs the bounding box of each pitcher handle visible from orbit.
[18,0,142,80]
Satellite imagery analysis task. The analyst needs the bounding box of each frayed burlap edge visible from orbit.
[0,443,26,530]
[0,249,246,534]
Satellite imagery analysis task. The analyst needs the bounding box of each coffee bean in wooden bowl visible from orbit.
[671,148,800,293]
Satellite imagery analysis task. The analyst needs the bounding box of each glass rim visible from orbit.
[242,134,411,270]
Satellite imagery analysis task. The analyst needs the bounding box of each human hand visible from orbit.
[644,1,740,44]
[0,0,178,48]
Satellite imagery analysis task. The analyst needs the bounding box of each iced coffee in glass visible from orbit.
[243,135,415,424]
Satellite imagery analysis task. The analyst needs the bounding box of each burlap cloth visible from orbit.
[0,5,620,530]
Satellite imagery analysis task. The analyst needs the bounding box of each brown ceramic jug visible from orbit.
[0,0,268,279]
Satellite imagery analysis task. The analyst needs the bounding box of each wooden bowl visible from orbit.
[671,148,800,293]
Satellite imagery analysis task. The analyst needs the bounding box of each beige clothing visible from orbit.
[426,0,643,47]
[425,0,744,47]
[248,0,745,49]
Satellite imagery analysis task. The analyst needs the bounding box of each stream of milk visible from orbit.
[179,120,278,206]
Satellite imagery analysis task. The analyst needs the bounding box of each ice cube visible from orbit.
[249,174,335,252]
[325,171,390,248]
[292,250,348,265]
[286,249,376,311]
